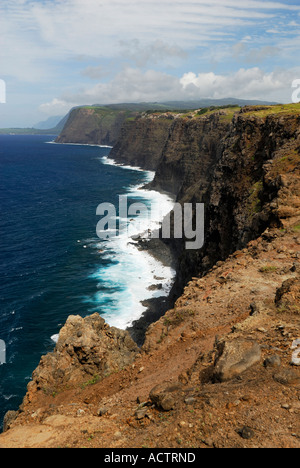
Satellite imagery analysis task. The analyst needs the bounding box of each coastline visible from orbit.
[53,140,177,343]
[127,237,178,345]
[46,141,113,149]
[100,154,177,340]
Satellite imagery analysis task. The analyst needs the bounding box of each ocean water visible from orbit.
[0,135,175,428]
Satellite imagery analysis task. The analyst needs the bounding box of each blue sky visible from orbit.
[1,0,300,127]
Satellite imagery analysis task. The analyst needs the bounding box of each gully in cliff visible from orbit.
[96,195,205,250]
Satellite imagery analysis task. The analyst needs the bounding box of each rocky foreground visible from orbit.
[0,104,299,448]
[1,233,299,448]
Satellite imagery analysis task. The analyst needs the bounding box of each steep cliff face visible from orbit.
[56,103,300,317]
[55,107,138,146]
[148,112,230,196]
[147,106,300,299]
[108,113,174,171]
[24,314,139,404]
[1,104,299,448]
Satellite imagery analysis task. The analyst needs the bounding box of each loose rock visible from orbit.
[213,339,262,382]
[239,426,255,440]
[264,355,281,368]
[273,369,300,387]
[149,382,182,411]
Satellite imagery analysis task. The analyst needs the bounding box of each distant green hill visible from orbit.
[102,98,279,112]
[0,98,279,136]
[33,115,64,130]
[0,128,59,135]
[0,113,69,135]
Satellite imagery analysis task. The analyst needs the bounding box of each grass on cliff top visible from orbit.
[194,102,300,121]
[195,105,241,122]
[82,105,135,117]
[82,105,116,113]
[292,223,300,232]
[81,102,300,123]
[268,149,300,178]
[243,102,300,118]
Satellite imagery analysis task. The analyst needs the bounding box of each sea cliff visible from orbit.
[1,103,299,448]
[55,106,139,146]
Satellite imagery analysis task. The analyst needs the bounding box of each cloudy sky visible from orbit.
[1,0,300,127]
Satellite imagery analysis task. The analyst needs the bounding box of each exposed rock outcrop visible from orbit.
[1,103,299,448]
[55,107,138,146]
[24,313,139,404]
[108,113,175,171]
[213,339,262,382]
[151,107,300,302]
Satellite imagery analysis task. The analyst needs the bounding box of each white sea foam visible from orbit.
[86,154,176,330]
[101,155,150,172]
[46,141,113,149]
[44,143,175,332]
[51,334,59,344]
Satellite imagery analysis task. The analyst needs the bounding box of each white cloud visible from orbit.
[2,0,300,82]
[39,98,78,116]
[118,40,188,68]
[62,68,182,105]
[233,43,280,62]
[1,0,300,126]
[40,66,300,116]
[179,68,288,100]
[81,66,112,80]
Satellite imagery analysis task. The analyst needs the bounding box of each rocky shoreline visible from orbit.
[128,235,179,346]
[1,103,299,448]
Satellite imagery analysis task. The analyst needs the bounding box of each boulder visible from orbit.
[213,339,262,382]
[275,278,300,313]
[25,313,139,399]
[2,411,18,433]
[264,355,281,368]
[273,369,300,387]
[149,382,183,411]
[238,426,255,440]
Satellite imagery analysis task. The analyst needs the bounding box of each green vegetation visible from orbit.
[194,105,241,123]
[81,105,139,126]
[196,104,240,116]
[144,108,194,115]
[268,150,299,179]
[242,102,300,118]
[81,374,100,389]
[248,180,263,215]
[277,304,300,315]
[259,265,278,273]
[0,127,59,135]
[163,308,196,328]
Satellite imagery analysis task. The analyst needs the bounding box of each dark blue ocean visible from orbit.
[0,135,175,428]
